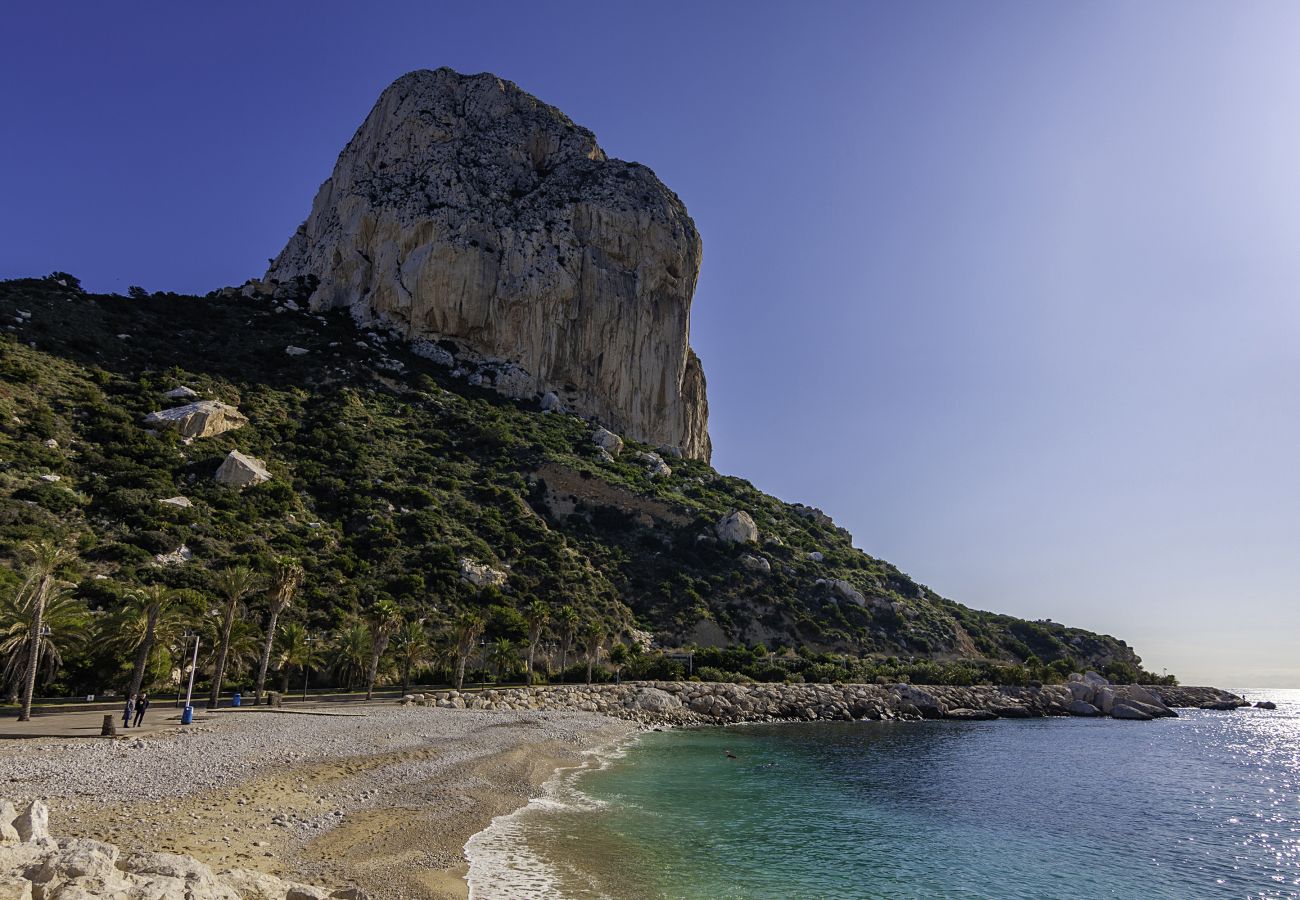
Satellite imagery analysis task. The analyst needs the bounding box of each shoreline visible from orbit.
[0,705,635,899]
[463,729,644,899]
[0,679,1251,898]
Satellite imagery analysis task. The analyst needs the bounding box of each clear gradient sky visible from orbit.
[4,2,1297,687]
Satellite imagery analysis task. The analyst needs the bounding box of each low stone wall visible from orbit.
[0,799,358,900]
[403,679,1247,727]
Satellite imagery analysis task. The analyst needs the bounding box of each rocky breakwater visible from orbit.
[266,67,711,460]
[403,676,1247,727]
[0,799,358,900]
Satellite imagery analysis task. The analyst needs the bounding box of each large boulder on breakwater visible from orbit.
[265,68,711,461]
[631,687,683,714]
[1067,700,1102,716]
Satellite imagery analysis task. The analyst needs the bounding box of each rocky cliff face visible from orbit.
[267,68,711,460]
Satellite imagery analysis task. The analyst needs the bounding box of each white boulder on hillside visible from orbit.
[144,401,247,439]
[592,427,624,457]
[635,451,672,479]
[214,450,271,488]
[153,545,193,567]
[459,558,508,589]
[715,510,758,544]
[163,385,199,400]
[829,578,866,606]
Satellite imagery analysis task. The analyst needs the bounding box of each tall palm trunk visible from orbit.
[559,636,571,683]
[126,605,161,701]
[254,561,301,704]
[208,596,237,707]
[454,653,468,691]
[17,584,47,723]
[253,601,286,705]
[280,667,291,694]
[402,658,413,695]
[365,646,382,700]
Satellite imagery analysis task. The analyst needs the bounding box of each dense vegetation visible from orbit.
[0,273,1167,701]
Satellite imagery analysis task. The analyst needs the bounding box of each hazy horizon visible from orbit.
[4,2,1297,687]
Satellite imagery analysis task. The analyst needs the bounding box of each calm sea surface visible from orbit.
[466,689,1300,899]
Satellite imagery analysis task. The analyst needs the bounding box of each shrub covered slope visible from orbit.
[0,274,1149,693]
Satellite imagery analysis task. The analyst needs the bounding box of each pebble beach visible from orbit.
[0,704,634,898]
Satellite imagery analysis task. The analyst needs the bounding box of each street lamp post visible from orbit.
[175,630,194,708]
[303,634,319,702]
[182,632,199,725]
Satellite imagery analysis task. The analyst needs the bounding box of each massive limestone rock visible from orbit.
[266,67,711,460]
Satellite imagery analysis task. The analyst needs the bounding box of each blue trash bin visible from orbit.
[181,706,193,725]
[232,692,242,707]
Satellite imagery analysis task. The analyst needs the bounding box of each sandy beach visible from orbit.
[0,704,635,899]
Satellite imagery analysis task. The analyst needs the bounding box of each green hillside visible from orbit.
[0,273,1157,695]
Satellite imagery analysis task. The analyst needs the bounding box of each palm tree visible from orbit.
[208,565,260,707]
[0,576,87,708]
[254,558,303,704]
[523,600,549,686]
[583,623,606,685]
[428,637,455,686]
[555,605,579,683]
[206,617,262,683]
[392,619,431,694]
[609,642,630,684]
[364,598,403,700]
[331,620,370,691]
[274,622,319,694]
[11,540,74,721]
[487,638,519,682]
[120,584,188,700]
[450,612,485,691]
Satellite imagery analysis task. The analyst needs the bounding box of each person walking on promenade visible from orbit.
[133,693,150,728]
[122,694,135,730]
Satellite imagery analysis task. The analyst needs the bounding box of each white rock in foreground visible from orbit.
[158,496,193,508]
[144,401,247,439]
[214,450,271,488]
[0,798,357,899]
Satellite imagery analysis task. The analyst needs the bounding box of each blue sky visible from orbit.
[4,2,1298,686]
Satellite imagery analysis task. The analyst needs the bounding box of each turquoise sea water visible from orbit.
[467,689,1300,899]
